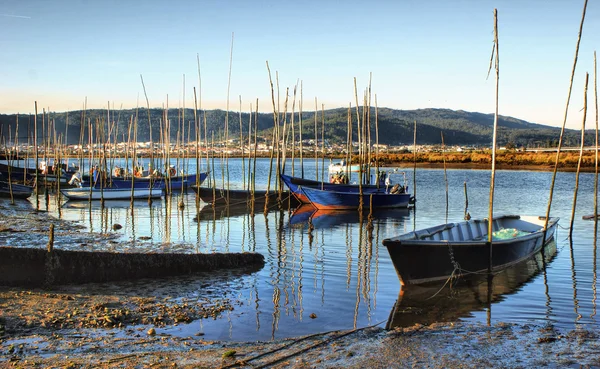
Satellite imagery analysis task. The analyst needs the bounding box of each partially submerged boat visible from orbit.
[382,215,559,285]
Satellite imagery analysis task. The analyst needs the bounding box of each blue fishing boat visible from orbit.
[298,185,413,210]
[280,174,393,204]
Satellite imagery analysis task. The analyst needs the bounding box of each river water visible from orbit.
[12,158,600,341]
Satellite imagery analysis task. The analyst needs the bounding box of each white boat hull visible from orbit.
[60,187,163,201]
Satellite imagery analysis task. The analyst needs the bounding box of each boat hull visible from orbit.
[299,185,412,210]
[191,186,301,208]
[60,188,163,201]
[83,172,208,191]
[280,174,388,204]
[382,215,560,285]
[0,182,34,199]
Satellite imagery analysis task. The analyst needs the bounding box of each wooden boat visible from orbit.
[280,174,392,204]
[191,185,301,208]
[382,215,559,285]
[0,162,75,185]
[386,239,557,329]
[60,187,163,201]
[82,172,208,191]
[0,181,34,199]
[298,185,412,210]
[81,178,166,190]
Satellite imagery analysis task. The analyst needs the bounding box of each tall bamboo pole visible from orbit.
[299,81,304,178]
[544,0,588,232]
[193,87,201,210]
[314,97,319,182]
[570,73,589,237]
[441,132,449,223]
[594,51,598,221]
[487,9,500,248]
[34,102,39,208]
[140,75,154,204]
[375,95,380,188]
[225,33,234,204]
[291,81,298,177]
[413,120,417,201]
[239,95,245,189]
[321,103,325,187]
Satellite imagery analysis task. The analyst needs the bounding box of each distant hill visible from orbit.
[0,107,590,148]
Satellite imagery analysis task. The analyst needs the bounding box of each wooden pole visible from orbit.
[594,51,598,221]
[487,9,500,279]
[299,82,304,178]
[441,132,449,223]
[314,97,318,182]
[570,72,589,237]
[413,120,417,203]
[544,0,588,231]
[34,101,39,209]
[375,95,380,188]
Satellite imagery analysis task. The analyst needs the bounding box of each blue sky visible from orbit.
[0,0,598,129]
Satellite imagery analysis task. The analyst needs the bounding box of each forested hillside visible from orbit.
[0,107,589,148]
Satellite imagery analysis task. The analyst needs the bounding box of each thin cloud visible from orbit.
[0,13,31,19]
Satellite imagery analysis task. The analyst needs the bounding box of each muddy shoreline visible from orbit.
[1,200,599,368]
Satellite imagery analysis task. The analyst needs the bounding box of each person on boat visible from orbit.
[113,166,121,178]
[39,161,48,175]
[92,165,100,184]
[68,171,82,187]
[168,165,177,177]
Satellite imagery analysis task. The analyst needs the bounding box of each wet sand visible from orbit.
[1,199,599,368]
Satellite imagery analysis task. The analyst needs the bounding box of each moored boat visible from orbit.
[298,185,412,210]
[382,215,559,285]
[60,187,163,201]
[0,181,34,199]
[280,174,392,204]
[81,171,208,192]
[191,185,301,208]
[386,238,558,329]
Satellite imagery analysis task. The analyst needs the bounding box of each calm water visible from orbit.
[12,158,600,341]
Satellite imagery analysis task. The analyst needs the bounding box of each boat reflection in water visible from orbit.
[289,204,410,229]
[386,239,557,330]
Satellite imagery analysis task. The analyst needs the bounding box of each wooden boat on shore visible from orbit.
[382,215,559,285]
[191,185,301,208]
[60,187,163,201]
[280,174,391,204]
[298,185,412,210]
[0,181,34,199]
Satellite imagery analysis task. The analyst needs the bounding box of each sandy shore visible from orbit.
[1,199,599,368]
